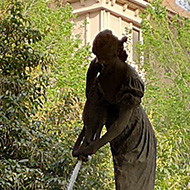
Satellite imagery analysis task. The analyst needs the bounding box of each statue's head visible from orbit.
[92,30,128,62]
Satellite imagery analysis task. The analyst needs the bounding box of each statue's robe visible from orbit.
[87,59,157,190]
[106,70,157,190]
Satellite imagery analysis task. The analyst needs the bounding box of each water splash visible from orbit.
[67,160,82,190]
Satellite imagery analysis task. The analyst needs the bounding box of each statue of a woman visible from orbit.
[73,30,157,190]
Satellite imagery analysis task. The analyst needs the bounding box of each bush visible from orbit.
[0,1,51,189]
[0,1,115,189]
[137,1,190,189]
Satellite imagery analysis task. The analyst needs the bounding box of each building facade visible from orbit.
[163,0,190,17]
[67,0,149,62]
[67,0,190,61]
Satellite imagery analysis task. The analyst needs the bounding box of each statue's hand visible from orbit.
[73,141,98,157]
[72,149,79,157]
[82,141,98,156]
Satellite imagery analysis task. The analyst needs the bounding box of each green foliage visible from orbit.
[24,0,90,96]
[26,0,114,189]
[0,1,51,189]
[138,1,190,189]
[0,0,49,161]
[0,0,114,189]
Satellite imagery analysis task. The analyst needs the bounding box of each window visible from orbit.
[132,28,140,61]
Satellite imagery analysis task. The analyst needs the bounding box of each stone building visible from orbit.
[163,0,190,17]
[66,0,190,61]
[67,0,149,62]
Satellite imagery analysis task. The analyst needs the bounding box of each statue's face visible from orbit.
[92,30,120,60]
[92,30,128,64]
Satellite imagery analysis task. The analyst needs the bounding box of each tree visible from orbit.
[137,0,190,189]
[0,1,115,189]
[0,1,51,189]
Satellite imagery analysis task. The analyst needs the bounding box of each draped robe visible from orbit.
[85,59,157,190]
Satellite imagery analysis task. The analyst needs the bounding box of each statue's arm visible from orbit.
[86,58,102,98]
[72,127,90,161]
[74,107,134,156]
[74,77,145,157]
[72,127,85,155]
[72,58,102,157]
[116,77,144,106]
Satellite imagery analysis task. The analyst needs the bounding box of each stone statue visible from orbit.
[73,30,157,190]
